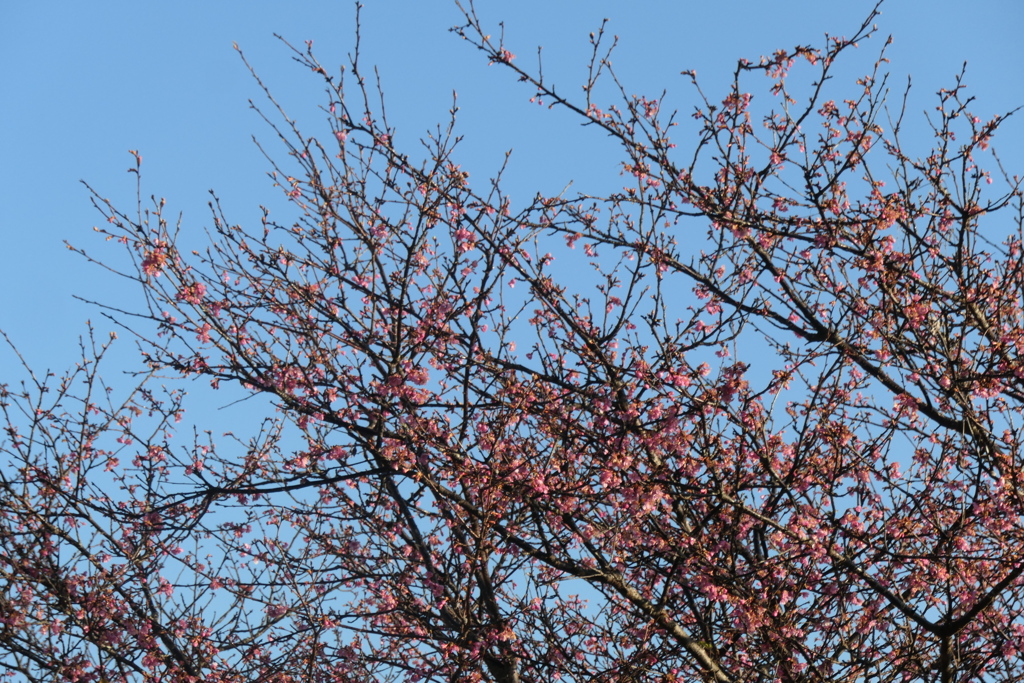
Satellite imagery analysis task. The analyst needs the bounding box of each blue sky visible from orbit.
[1,0,1021,383]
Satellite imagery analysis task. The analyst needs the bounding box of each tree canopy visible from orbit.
[2,2,1023,682]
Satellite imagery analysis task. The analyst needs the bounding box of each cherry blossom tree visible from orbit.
[3,2,1024,681]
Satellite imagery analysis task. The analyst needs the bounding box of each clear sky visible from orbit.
[1,0,1022,383]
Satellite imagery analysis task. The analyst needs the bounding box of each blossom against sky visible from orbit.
[1,0,1021,372]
